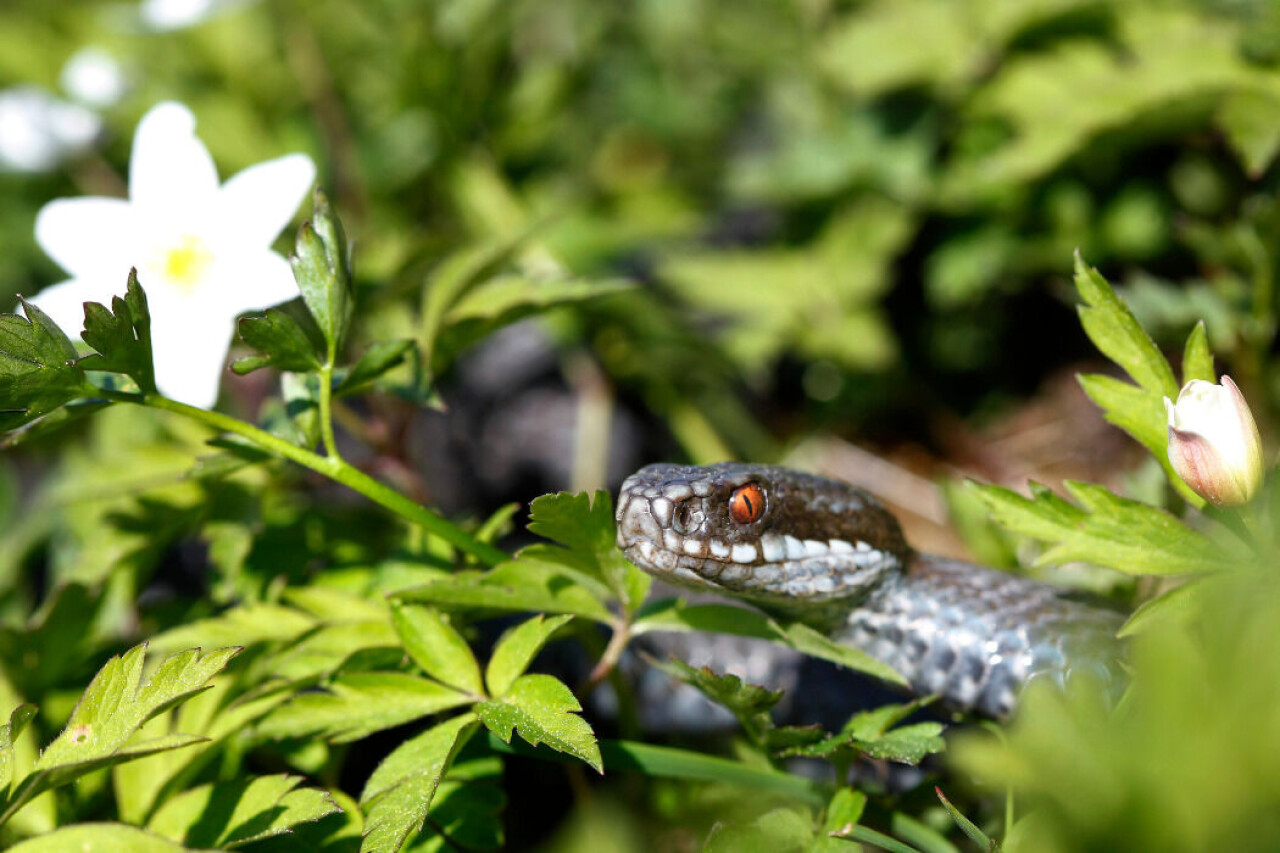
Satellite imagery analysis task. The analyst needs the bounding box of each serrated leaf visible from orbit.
[1181,321,1215,385]
[392,604,484,696]
[1073,253,1178,398]
[258,672,472,743]
[77,270,156,393]
[393,561,613,624]
[37,645,238,770]
[0,704,36,793]
[232,309,322,375]
[0,297,86,430]
[971,480,1234,575]
[293,190,353,358]
[476,673,601,772]
[1076,371,1202,507]
[335,339,414,396]
[8,822,188,852]
[359,714,479,853]
[485,614,574,698]
[147,774,339,848]
[525,490,651,613]
[654,657,782,745]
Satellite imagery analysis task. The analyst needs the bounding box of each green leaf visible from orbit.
[1181,320,1215,384]
[147,774,339,848]
[334,339,414,396]
[232,309,323,375]
[360,714,479,853]
[0,297,86,430]
[1118,577,1211,639]
[1,644,238,828]
[1073,252,1178,398]
[1076,373,1201,507]
[149,603,317,653]
[971,479,1235,576]
[292,190,353,358]
[391,603,485,696]
[485,614,574,698]
[393,561,613,624]
[525,490,651,613]
[935,787,999,852]
[653,657,782,746]
[843,695,936,741]
[705,806,813,852]
[1219,88,1280,177]
[8,823,188,852]
[821,788,868,838]
[0,704,36,793]
[476,673,602,772]
[258,672,472,743]
[78,269,156,393]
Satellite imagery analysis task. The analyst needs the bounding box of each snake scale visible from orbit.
[616,462,1123,719]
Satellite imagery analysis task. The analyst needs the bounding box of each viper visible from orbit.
[616,462,1123,718]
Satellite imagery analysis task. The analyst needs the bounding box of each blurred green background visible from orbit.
[7,0,1280,465]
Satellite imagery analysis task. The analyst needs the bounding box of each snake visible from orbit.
[615,462,1123,719]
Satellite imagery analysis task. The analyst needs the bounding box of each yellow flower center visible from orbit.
[158,234,213,292]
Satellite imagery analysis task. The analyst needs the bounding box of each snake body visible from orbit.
[616,462,1122,718]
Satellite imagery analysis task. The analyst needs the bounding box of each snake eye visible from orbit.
[729,484,765,524]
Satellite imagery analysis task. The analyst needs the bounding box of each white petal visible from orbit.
[35,197,137,280]
[150,305,236,408]
[216,153,315,246]
[25,279,96,334]
[129,102,220,212]
[205,250,298,315]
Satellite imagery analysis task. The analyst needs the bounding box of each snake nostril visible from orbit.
[672,500,705,535]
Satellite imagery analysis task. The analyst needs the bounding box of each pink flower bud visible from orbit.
[1164,375,1264,507]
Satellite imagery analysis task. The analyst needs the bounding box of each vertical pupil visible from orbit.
[731,485,761,523]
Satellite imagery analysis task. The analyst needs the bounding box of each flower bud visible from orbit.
[1164,375,1264,506]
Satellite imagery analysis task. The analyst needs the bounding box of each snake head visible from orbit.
[616,462,911,613]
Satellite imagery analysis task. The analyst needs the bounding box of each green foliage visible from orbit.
[0,644,239,828]
[954,572,1280,851]
[231,310,322,375]
[970,479,1238,576]
[0,298,85,429]
[292,190,352,361]
[145,774,338,848]
[476,674,602,773]
[78,270,156,394]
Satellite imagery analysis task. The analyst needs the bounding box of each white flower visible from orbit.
[0,87,101,173]
[139,0,257,31]
[60,48,129,109]
[1164,375,1265,507]
[31,101,315,408]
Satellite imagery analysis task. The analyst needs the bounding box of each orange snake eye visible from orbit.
[729,484,765,524]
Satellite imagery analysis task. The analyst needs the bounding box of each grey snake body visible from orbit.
[616,462,1122,718]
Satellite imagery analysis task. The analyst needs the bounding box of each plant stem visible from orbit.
[130,392,508,567]
[318,362,340,461]
[582,617,631,693]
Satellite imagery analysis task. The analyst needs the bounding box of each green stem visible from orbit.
[318,362,340,461]
[126,392,508,567]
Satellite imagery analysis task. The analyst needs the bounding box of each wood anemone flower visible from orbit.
[30,101,314,408]
[1164,375,1264,507]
